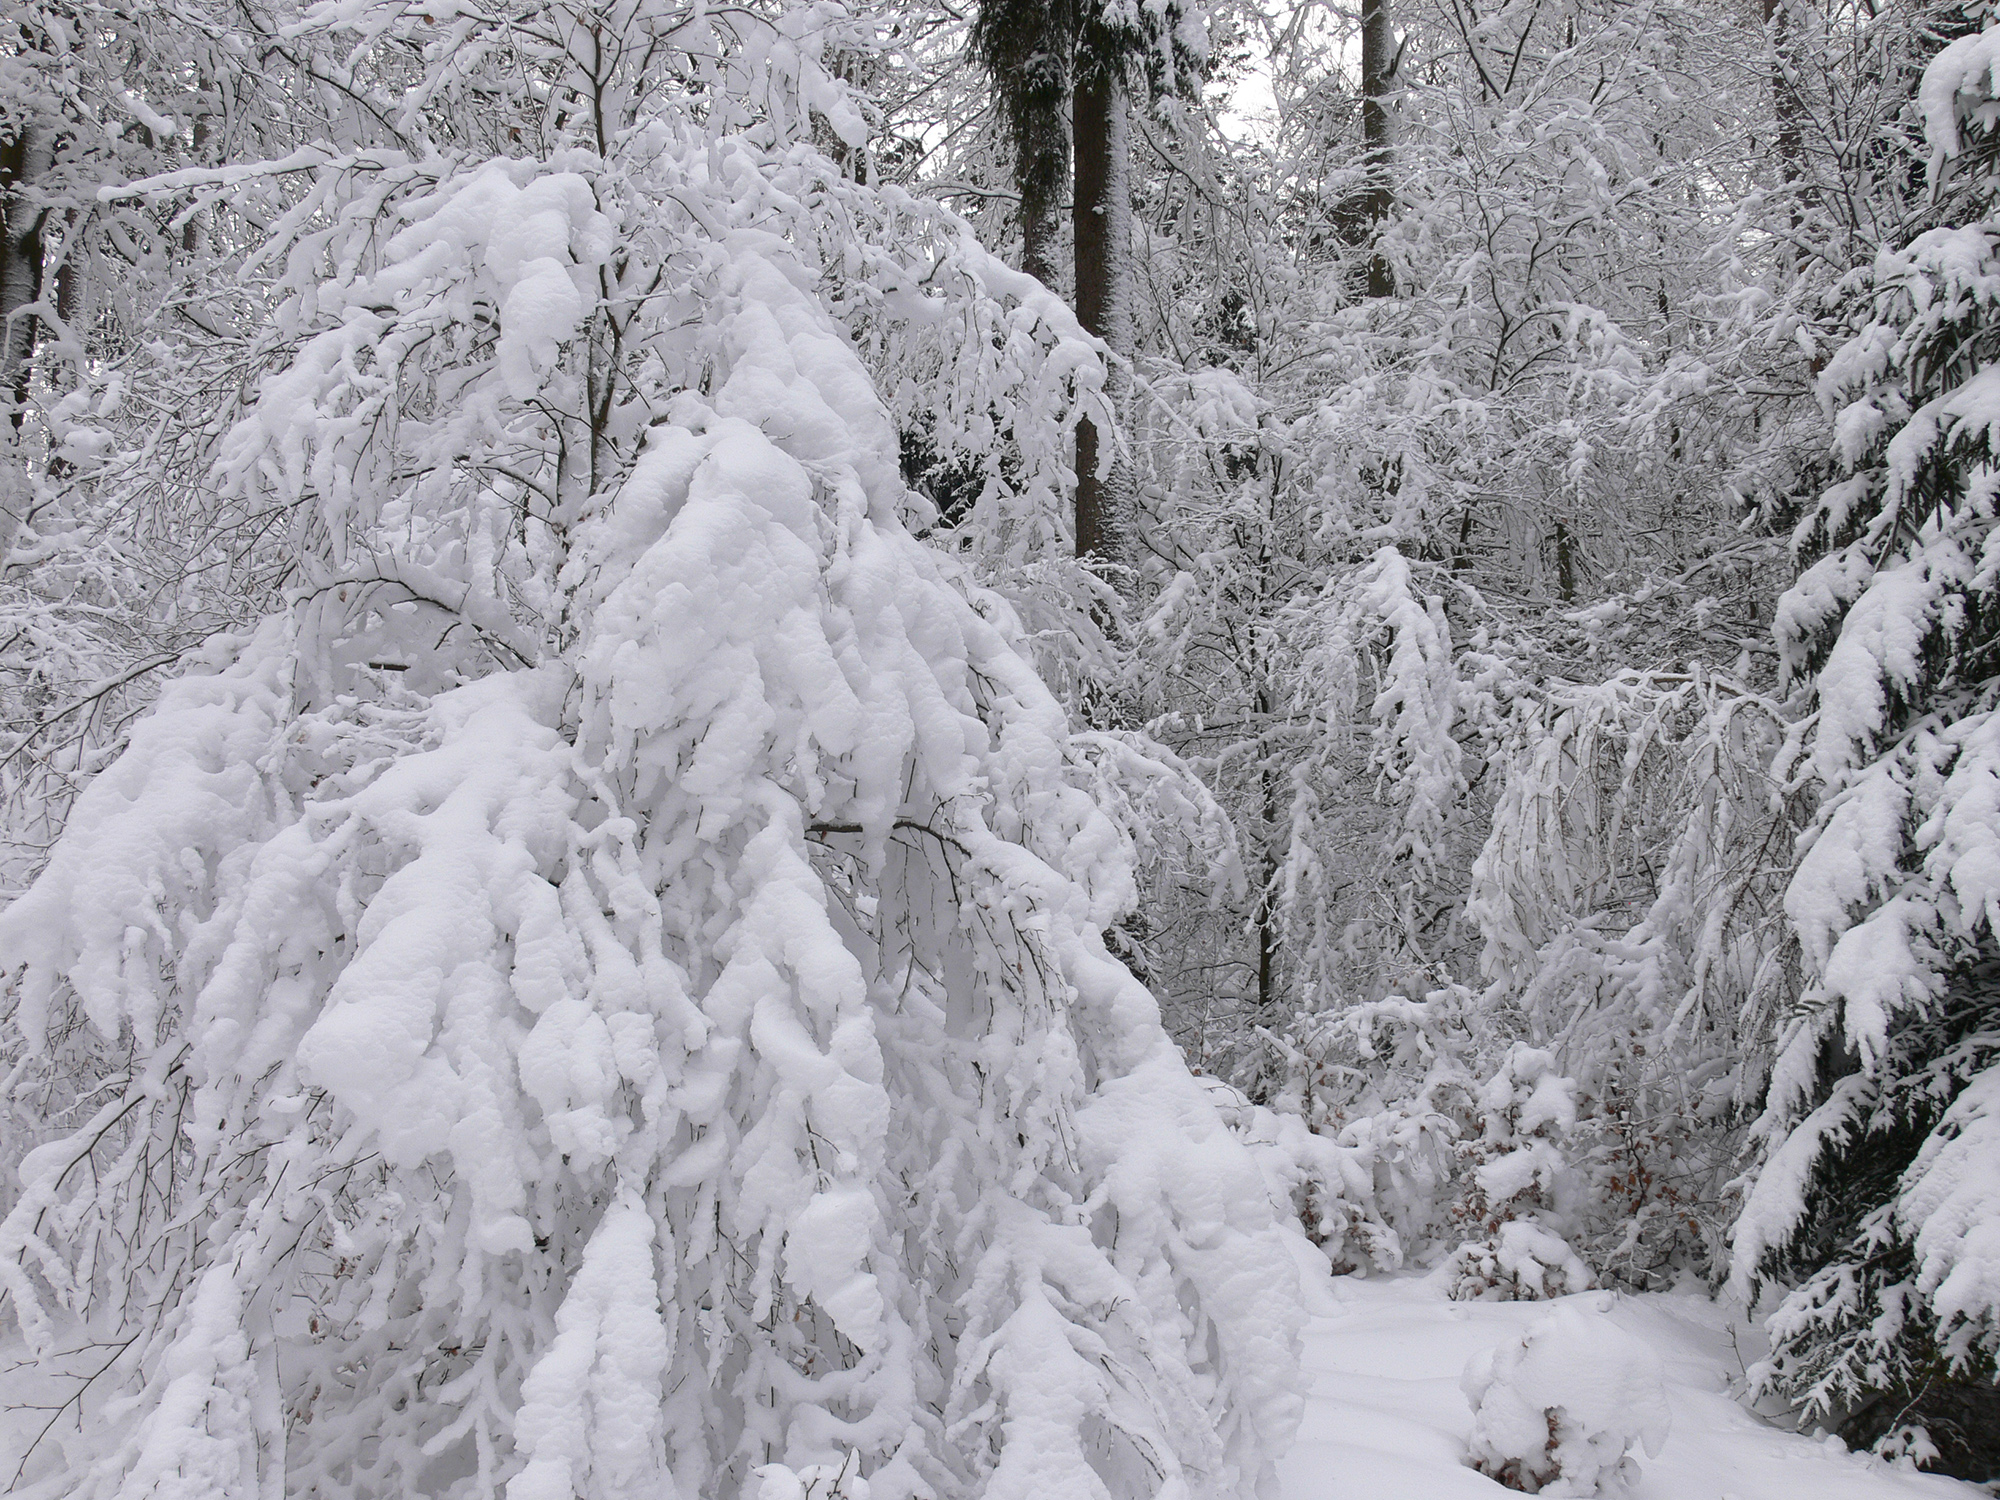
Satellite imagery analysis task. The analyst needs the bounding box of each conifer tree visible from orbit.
[970,0,1075,292]
[971,0,1202,563]
[1069,0,1203,565]
[1731,14,2000,1440]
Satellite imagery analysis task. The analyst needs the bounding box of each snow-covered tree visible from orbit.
[1730,16,2000,1429]
[1084,0,1887,1317]
[0,0,456,884]
[0,0,242,879]
[0,3,1311,1497]
[1114,0,1772,1018]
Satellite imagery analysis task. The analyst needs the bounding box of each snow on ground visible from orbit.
[1281,1272,1987,1500]
[2,1267,1987,1497]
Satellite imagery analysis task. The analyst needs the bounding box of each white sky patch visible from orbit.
[1218,60,1280,145]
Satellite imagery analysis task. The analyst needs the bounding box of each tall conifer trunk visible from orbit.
[1763,0,1809,237]
[1021,184,1062,290]
[1360,0,1396,297]
[0,121,49,563]
[1018,45,1069,289]
[1072,67,1130,563]
[972,0,1073,293]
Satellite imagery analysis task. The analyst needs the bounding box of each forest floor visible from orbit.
[2,1265,1989,1497]
[1278,1271,1988,1500]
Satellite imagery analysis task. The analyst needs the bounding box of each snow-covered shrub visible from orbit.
[1201,1078,1412,1274]
[1447,1048,1595,1301]
[755,1459,872,1500]
[1468,668,1795,1289]
[1841,1373,2000,1480]
[1450,1222,1596,1305]
[0,8,1309,1499]
[1247,987,1485,1272]
[1463,1048,1582,1217]
[1871,1423,1941,1471]
[1461,1302,1671,1495]
[1251,964,1745,1300]
[1249,996,1636,1293]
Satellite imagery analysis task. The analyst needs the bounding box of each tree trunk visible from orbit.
[1072,68,1130,564]
[0,123,50,420]
[1017,45,1069,291]
[1764,0,1809,237]
[1360,0,1396,297]
[978,8,1071,294]
[1254,682,1281,1014]
[1021,181,1063,291]
[0,121,50,564]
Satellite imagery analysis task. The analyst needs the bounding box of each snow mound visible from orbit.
[1461,1301,1670,1495]
[754,1461,869,1500]
[1280,1277,1975,1500]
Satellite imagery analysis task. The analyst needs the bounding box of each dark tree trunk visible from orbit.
[1360,0,1396,297]
[1072,68,1129,563]
[0,121,49,564]
[1254,683,1281,1012]
[0,123,50,425]
[1764,0,1809,233]
[972,0,1073,293]
[1021,184,1062,291]
[1017,45,1069,290]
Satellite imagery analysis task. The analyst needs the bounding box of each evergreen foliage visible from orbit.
[1730,17,2000,1420]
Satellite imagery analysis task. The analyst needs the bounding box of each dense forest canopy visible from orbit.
[1,0,1998,1493]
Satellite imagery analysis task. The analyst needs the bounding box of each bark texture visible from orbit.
[0,121,50,563]
[1763,0,1809,232]
[972,0,1074,291]
[1072,67,1130,563]
[1360,0,1396,297]
[0,123,50,415]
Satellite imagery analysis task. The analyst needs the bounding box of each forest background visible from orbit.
[1,0,1999,1493]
